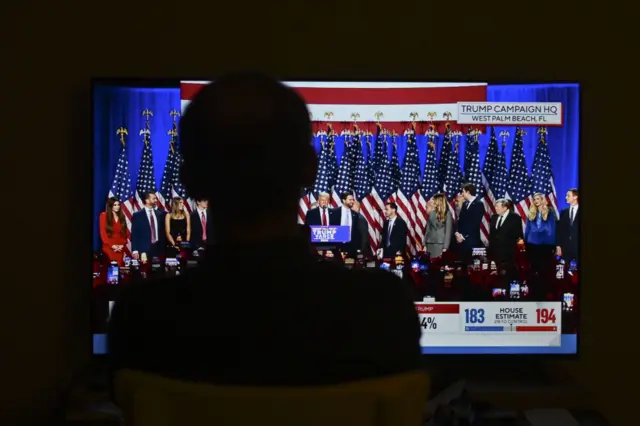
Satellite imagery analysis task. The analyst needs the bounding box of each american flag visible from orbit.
[371,125,388,175]
[531,127,559,218]
[360,126,390,251]
[298,129,335,223]
[494,139,509,199]
[133,110,158,210]
[506,128,532,224]
[365,133,375,192]
[312,129,335,195]
[390,134,401,191]
[464,127,473,180]
[181,81,488,134]
[443,131,463,200]
[108,127,135,244]
[180,81,488,251]
[395,125,423,254]
[464,129,490,246]
[413,128,440,251]
[421,132,440,200]
[481,127,504,238]
[334,131,355,197]
[482,127,500,201]
[438,129,453,192]
[159,113,192,212]
[352,132,370,200]
[297,188,316,225]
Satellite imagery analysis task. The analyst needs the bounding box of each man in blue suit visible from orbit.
[130,191,166,259]
[455,183,485,259]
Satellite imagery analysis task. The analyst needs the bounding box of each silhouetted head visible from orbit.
[180,72,316,238]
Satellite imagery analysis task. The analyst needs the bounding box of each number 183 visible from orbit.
[464,308,485,324]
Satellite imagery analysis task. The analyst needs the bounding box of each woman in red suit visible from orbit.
[99,197,129,265]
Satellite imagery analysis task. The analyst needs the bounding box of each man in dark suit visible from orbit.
[556,188,579,262]
[130,191,166,258]
[454,183,485,259]
[488,198,523,266]
[380,202,408,258]
[351,200,371,256]
[190,196,213,249]
[305,192,339,226]
[108,72,421,387]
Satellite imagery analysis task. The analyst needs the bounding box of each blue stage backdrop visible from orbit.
[92,83,579,251]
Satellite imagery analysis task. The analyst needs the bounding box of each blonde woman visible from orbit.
[524,193,556,273]
[423,193,453,257]
[165,197,191,255]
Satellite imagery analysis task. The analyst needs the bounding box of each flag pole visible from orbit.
[141,109,153,146]
[168,109,180,154]
[116,127,128,148]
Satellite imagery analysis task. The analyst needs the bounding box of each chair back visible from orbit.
[115,369,429,426]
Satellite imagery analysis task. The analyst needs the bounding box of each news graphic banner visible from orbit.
[457,102,563,126]
[309,226,352,244]
[415,302,562,347]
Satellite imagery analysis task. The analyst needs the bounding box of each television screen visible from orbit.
[92,79,579,355]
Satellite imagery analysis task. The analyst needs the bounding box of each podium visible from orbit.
[309,225,351,251]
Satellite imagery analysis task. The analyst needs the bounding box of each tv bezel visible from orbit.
[89,77,582,360]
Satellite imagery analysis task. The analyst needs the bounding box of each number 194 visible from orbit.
[536,308,557,324]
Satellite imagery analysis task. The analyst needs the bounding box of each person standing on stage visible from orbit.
[488,198,522,266]
[556,188,579,262]
[524,193,556,276]
[454,183,485,259]
[164,197,191,256]
[423,193,453,258]
[99,197,129,265]
[108,72,421,387]
[351,200,371,256]
[304,192,338,226]
[454,193,465,217]
[130,191,166,259]
[338,192,360,256]
[380,202,408,258]
[190,197,212,250]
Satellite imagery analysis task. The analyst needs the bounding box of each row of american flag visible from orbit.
[297,122,558,255]
[108,109,193,245]
[106,111,557,255]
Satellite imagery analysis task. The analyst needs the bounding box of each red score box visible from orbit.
[515,325,558,332]
[415,304,460,314]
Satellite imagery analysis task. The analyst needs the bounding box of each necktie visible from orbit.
[387,221,393,247]
[497,216,503,229]
[149,211,157,243]
[201,212,207,241]
[322,208,327,226]
[570,207,574,223]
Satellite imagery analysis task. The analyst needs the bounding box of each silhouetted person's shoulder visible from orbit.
[108,238,422,385]
[108,73,422,386]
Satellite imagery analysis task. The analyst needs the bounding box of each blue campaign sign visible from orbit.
[309,226,351,243]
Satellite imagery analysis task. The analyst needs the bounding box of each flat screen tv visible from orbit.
[91,78,580,355]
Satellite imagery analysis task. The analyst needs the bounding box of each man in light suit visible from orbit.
[130,191,166,258]
[455,183,485,260]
